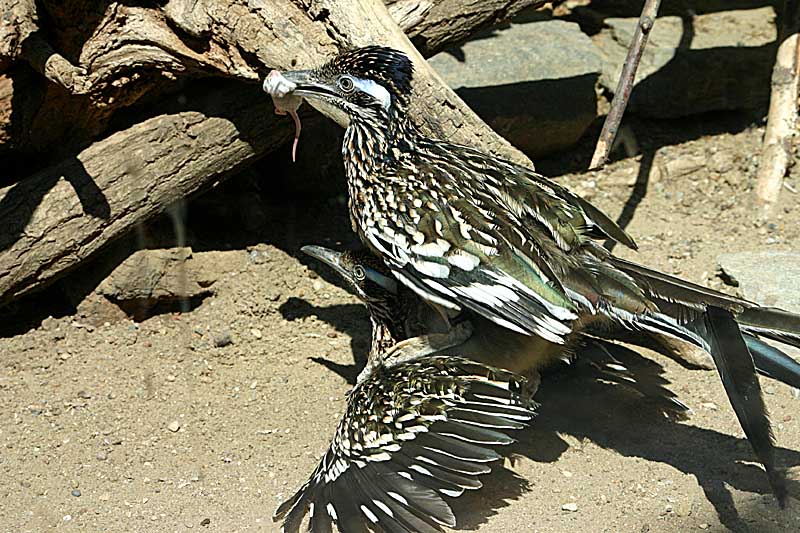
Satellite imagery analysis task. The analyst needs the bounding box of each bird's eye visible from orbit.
[352,265,366,281]
[338,76,355,93]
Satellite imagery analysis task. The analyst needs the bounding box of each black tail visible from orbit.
[696,307,787,506]
[611,257,800,390]
[744,334,800,389]
[603,258,795,505]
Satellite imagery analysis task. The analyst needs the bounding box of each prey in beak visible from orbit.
[263,70,304,162]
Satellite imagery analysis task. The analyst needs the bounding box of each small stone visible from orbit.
[250,328,262,339]
[201,518,211,527]
[699,524,709,530]
[213,331,233,348]
[167,421,181,433]
[700,402,718,411]
[96,451,108,461]
[247,245,270,265]
[312,280,324,291]
[326,331,338,339]
[665,157,704,178]
[98,492,110,502]
[561,470,573,478]
[561,502,578,512]
[71,489,81,497]
[77,390,92,399]
[708,151,735,173]
[165,375,176,382]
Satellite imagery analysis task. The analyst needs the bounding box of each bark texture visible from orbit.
[0,0,549,306]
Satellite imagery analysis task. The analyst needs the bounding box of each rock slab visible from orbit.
[429,18,601,158]
[717,251,800,313]
[594,7,777,117]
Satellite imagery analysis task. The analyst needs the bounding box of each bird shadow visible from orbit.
[450,466,532,530]
[279,298,371,385]
[524,357,800,531]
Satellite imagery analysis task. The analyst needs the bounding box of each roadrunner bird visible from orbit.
[274,312,535,532]
[266,46,800,504]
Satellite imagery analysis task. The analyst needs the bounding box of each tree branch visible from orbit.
[0,83,291,306]
[754,0,800,208]
[589,0,661,170]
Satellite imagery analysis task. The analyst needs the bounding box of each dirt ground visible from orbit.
[2,112,800,532]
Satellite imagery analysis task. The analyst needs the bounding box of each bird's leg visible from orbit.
[520,368,541,403]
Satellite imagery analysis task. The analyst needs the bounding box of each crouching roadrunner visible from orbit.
[274,309,535,532]
[265,46,800,504]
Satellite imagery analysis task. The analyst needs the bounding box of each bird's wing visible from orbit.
[359,143,639,341]
[362,181,578,342]
[450,144,637,252]
[273,356,535,533]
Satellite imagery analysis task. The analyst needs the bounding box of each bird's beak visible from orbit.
[266,70,351,127]
[272,70,337,100]
[301,245,350,281]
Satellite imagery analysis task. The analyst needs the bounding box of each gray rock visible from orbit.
[429,18,601,158]
[96,248,247,320]
[594,7,777,117]
[717,251,800,313]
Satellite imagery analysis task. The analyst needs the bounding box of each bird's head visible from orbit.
[301,245,399,310]
[269,46,414,127]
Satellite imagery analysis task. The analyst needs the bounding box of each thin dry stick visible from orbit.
[589,0,662,170]
[755,0,800,208]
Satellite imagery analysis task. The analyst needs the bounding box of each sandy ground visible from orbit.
[1,116,800,532]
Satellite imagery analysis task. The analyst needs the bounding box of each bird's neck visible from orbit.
[342,110,416,178]
[369,317,401,362]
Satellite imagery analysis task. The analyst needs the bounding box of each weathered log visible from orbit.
[0,0,546,305]
[390,0,552,55]
[0,83,289,307]
[0,0,548,164]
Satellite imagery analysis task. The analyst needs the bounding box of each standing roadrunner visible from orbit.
[265,46,800,505]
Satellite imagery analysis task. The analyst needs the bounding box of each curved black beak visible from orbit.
[301,245,351,282]
[264,70,336,100]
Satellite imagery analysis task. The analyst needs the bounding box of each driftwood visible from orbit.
[0,83,288,307]
[754,0,800,208]
[0,0,548,306]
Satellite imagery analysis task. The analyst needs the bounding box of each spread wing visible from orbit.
[274,356,534,533]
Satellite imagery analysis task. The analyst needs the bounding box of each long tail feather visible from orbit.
[745,334,800,390]
[739,307,800,349]
[701,307,787,506]
[610,257,800,390]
